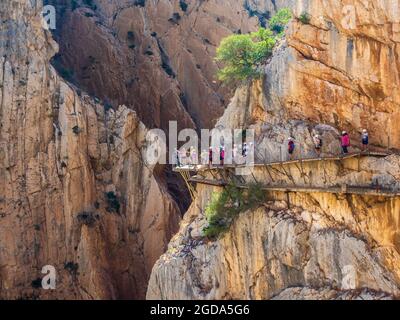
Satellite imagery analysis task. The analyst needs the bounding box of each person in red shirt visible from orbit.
[220,147,225,166]
[341,131,350,154]
[288,137,295,160]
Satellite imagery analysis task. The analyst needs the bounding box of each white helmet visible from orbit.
[342,131,347,135]
[363,129,368,133]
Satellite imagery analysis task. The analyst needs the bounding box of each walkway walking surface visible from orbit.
[174,151,399,198]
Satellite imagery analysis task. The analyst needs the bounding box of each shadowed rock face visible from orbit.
[0,1,181,299]
[3,0,400,301]
[45,0,291,130]
[147,1,400,300]
[43,0,289,228]
[0,0,293,300]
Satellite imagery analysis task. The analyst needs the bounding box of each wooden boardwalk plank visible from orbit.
[188,178,400,197]
[174,152,391,173]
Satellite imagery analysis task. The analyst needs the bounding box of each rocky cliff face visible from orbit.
[0,0,297,300]
[46,0,290,130]
[0,1,180,299]
[3,0,400,301]
[44,0,291,243]
[147,154,400,299]
[147,0,400,300]
[275,0,400,148]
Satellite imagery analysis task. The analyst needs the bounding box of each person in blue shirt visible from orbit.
[361,129,369,152]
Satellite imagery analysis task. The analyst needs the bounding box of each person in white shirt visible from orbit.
[313,134,323,157]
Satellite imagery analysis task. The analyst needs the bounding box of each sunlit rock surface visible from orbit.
[47,0,291,129]
[147,0,400,300]
[0,1,180,299]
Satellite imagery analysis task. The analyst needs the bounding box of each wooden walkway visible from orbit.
[175,151,398,200]
[173,151,390,173]
[188,177,400,198]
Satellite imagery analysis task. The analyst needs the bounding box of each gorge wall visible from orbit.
[2,0,400,301]
[1,0,296,300]
[147,0,400,300]
[43,0,292,260]
[0,0,180,299]
[45,0,291,130]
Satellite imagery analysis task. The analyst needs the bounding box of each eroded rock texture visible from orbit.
[46,0,290,130]
[147,154,400,299]
[147,0,400,300]
[148,197,400,299]
[277,0,400,148]
[0,1,180,299]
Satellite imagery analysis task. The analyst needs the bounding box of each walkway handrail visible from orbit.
[187,178,400,198]
[173,151,392,173]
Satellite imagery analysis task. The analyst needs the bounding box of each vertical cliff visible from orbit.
[45,0,292,130]
[0,1,180,299]
[147,0,400,300]
[283,0,400,149]
[3,0,400,301]
[44,0,293,241]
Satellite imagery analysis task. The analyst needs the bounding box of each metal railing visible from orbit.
[174,149,392,172]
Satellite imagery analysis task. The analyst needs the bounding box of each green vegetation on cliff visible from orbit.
[215,8,292,85]
[203,183,266,239]
[269,8,292,36]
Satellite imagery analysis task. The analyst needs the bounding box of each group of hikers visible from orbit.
[175,129,370,168]
[288,129,369,158]
[175,143,251,167]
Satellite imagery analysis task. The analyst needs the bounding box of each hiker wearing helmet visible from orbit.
[288,137,295,160]
[313,134,323,157]
[361,129,369,152]
[341,131,350,154]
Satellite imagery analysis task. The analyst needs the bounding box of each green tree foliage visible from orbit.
[269,8,293,36]
[299,12,311,24]
[203,183,266,239]
[215,8,292,85]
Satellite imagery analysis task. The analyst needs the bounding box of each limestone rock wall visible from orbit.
[46,0,290,130]
[147,0,400,300]
[147,153,400,299]
[147,193,400,299]
[274,0,400,148]
[0,1,180,299]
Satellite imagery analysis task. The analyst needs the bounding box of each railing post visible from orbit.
[299,143,302,162]
[299,143,305,179]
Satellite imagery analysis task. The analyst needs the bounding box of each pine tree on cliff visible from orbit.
[215,8,292,85]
